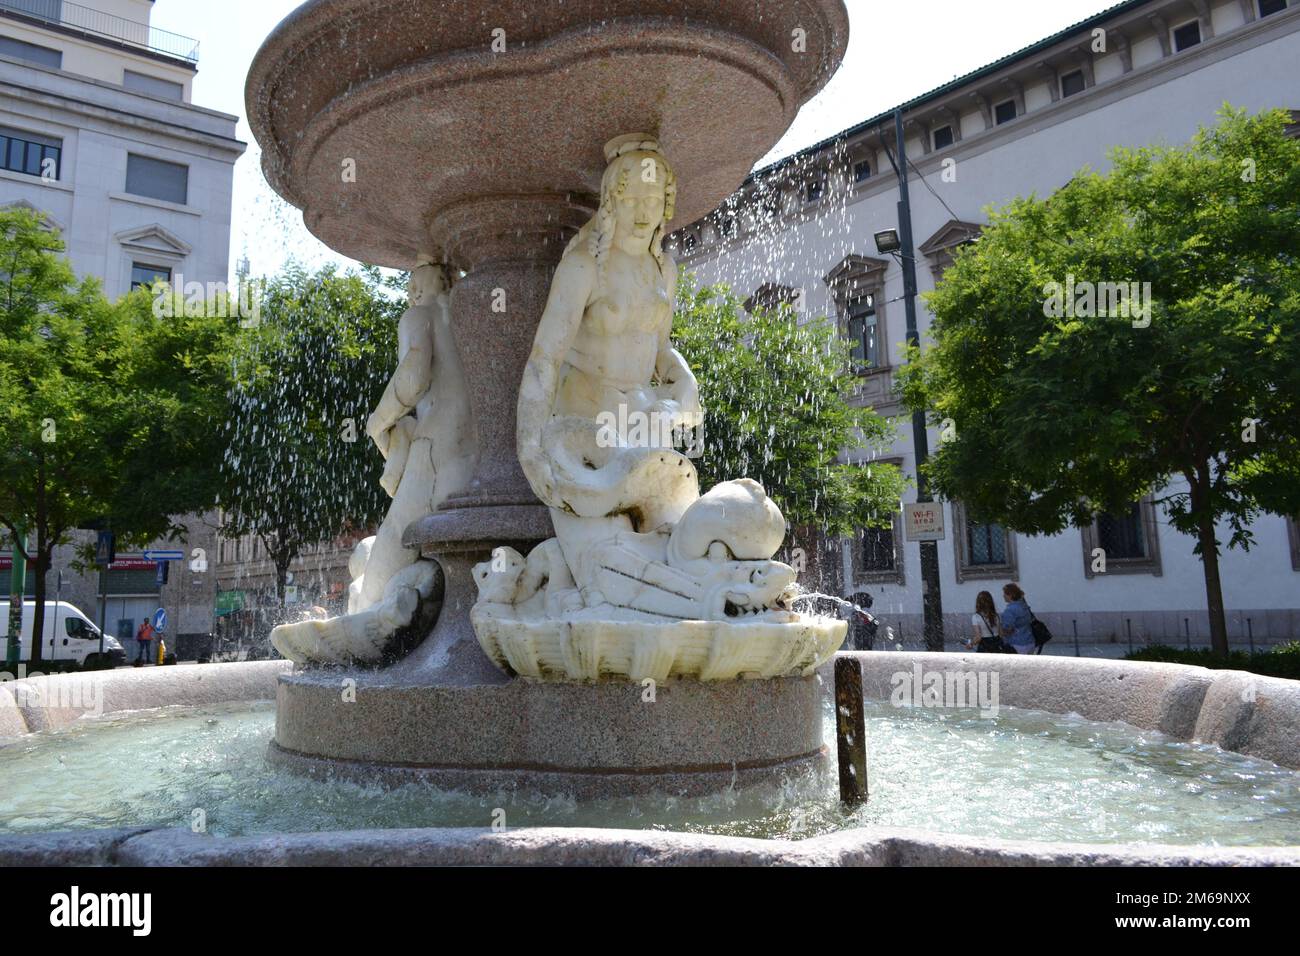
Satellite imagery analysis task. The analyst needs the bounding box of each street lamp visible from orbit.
[881,107,945,653]
[873,229,901,255]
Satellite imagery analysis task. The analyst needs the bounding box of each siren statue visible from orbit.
[270,262,476,664]
[470,135,843,681]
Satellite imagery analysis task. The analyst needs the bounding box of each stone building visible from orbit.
[0,0,244,658]
[212,526,367,653]
[671,0,1300,647]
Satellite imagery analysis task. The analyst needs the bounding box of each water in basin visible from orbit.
[1,700,1297,845]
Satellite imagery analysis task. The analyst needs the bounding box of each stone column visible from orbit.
[400,193,592,685]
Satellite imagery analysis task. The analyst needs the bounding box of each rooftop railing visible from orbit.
[0,0,199,65]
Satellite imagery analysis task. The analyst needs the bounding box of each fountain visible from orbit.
[247,0,851,796]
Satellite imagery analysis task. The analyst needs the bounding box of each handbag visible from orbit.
[1027,602,1053,650]
[977,616,1015,654]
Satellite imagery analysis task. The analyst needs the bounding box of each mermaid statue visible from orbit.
[472,134,843,681]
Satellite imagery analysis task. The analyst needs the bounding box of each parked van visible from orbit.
[0,600,127,669]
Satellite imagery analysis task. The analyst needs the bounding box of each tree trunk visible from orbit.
[1189,467,1229,658]
[1196,509,1229,658]
[29,547,48,665]
[29,450,46,663]
[790,523,838,595]
[275,558,288,604]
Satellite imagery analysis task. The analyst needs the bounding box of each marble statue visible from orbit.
[472,134,843,681]
[271,263,477,664]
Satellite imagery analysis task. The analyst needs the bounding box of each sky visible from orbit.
[146,0,1122,280]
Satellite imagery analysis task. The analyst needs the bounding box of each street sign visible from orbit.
[904,502,946,542]
[142,550,184,562]
[95,531,116,566]
[153,608,167,632]
[156,561,170,586]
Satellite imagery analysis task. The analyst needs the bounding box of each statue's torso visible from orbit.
[558,248,671,415]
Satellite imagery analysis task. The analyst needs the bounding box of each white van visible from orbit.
[0,600,127,669]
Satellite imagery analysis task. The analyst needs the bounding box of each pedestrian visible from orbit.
[134,618,154,666]
[965,590,1010,652]
[845,591,877,651]
[1000,583,1036,654]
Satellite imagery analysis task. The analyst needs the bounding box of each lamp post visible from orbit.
[879,108,945,652]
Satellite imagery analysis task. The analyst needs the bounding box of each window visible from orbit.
[1081,499,1162,577]
[952,501,1017,583]
[861,528,895,573]
[806,178,826,203]
[849,509,905,585]
[0,126,61,179]
[681,233,697,254]
[932,125,954,150]
[717,214,737,239]
[846,293,879,369]
[130,262,171,291]
[1097,505,1146,559]
[123,70,184,101]
[744,283,797,315]
[852,160,871,183]
[0,36,62,70]
[994,99,1017,125]
[1259,0,1288,16]
[1172,20,1202,52]
[125,154,189,205]
[1060,70,1086,98]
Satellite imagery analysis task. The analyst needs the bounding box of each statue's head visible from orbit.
[408,261,447,306]
[587,134,677,269]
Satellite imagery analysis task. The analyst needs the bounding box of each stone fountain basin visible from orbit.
[2,653,1298,866]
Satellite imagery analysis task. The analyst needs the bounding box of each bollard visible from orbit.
[834,656,868,807]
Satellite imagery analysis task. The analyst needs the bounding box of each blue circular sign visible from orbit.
[153,608,167,632]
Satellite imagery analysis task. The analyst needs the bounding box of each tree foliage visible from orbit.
[218,264,401,600]
[899,107,1300,655]
[0,208,238,658]
[672,275,904,549]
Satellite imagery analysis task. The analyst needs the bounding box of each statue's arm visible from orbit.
[653,258,702,427]
[517,250,595,502]
[367,306,435,445]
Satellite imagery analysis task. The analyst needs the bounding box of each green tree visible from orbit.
[673,276,904,587]
[0,208,238,660]
[218,264,401,606]
[900,107,1300,657]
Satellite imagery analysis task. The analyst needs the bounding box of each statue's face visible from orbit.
[408,265,445,305]
[614,157,667,247]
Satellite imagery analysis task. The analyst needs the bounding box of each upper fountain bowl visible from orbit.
[246,0,849,267]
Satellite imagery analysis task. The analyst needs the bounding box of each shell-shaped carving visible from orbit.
[470,606,844,683]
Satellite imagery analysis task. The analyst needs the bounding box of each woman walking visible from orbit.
[966,590,1008,652]
[1000,583,1036,654]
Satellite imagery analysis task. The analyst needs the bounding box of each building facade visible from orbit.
[213,526,362,654]
[672,0,1300,647]
[0,0,245,658]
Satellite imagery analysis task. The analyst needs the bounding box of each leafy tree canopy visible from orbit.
[673,275,904,542]
[0,207,239,657]
[218,263,402,597]
[899,106,1300,654]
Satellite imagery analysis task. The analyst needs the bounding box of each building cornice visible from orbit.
[0,74,246,159]
[677,1,1300,262]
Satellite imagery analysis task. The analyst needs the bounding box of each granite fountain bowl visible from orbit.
[245,0,851,268]
[2,654,1299,867]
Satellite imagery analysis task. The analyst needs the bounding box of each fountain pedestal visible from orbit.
[248,0,849,796]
